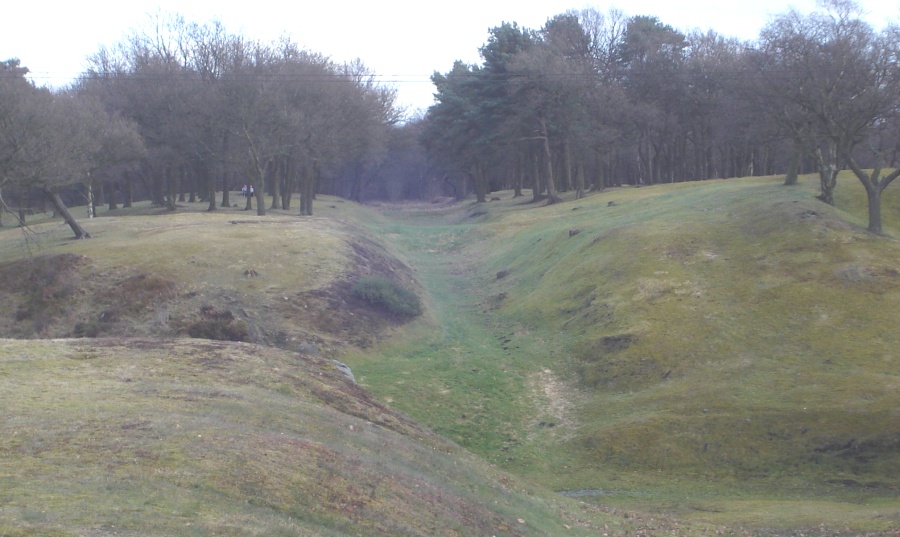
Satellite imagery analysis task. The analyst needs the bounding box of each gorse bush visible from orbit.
[185,306,250,342]
[352,275,422,317]
[187,318,250,341]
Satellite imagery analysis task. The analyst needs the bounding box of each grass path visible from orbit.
[346,205,568,472]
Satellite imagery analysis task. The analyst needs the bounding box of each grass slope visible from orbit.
[2,181,899,535]
[0,198,664,536]
[0,200,417,352]
[347,176,900,534]
[0,337,625,536]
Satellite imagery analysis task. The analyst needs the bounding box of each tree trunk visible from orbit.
[301,161,317,216]
[815,142,839,205]
[220,171,231,208]
[298,163,310,216]
[165,167,177,211]
[43,189,91,239]
[124,172,134,208]
[107,181,118,211]
[304,176,314,215]
[538,112,560,205]
[847,157,900,235]
[270,160,282,210]
[575,159,585,200]
[531,151,543,203]
[636,139,649,185]
[178,177,186,202]
[86,182,95,218]
[563,139,584,199]
[282,158,295,210]
[513,154,523,198]
[206,168,217,212]
[473,166,487,203]
[255,180,265,216]
[784,147,801,186]
[866,185,882,234]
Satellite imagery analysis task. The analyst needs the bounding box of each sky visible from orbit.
[3,0,898,114]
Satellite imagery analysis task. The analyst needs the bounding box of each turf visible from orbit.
[0,337,645,536]
[2,177,899,535]
[347,176,900,534]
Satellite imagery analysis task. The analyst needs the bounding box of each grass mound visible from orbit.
[0,337,629,536]
[474,178,900,496]
[0,197,661,534]
[347,175,900,534]
[0,199,422,354]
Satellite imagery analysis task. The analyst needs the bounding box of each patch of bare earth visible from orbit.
[270,236,422,352]
[528,368,579,441]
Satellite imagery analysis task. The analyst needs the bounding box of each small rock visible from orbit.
[568,228,581,237]
[332,360,356,383]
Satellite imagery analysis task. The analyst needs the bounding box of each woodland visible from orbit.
[2,0,900,236]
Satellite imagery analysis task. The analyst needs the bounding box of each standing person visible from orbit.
[244,185,254,211]
[241,184,248,197]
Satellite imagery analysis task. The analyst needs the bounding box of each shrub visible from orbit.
[73,320,103,338]
[351,275,422,317]
[186,318,250,341]
[185,306,250,342]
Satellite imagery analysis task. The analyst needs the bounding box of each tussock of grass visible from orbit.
[352,274,423,317]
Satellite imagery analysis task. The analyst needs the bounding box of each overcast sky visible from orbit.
[2,0,898,113]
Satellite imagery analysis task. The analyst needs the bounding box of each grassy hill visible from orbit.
[0,204,417,352]
[342,175,900,534]
[0,199,653,536]
[0,337,636,536]
[2,176,899,535]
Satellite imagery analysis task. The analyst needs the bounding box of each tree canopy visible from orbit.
[423,1,900,233]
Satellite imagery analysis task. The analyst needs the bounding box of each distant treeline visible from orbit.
[420,1,900,233]
[2,0,899,236]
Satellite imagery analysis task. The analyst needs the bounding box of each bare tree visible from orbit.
[842,23,900,233]
[753,0,895,208]
[1,60,144,238]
